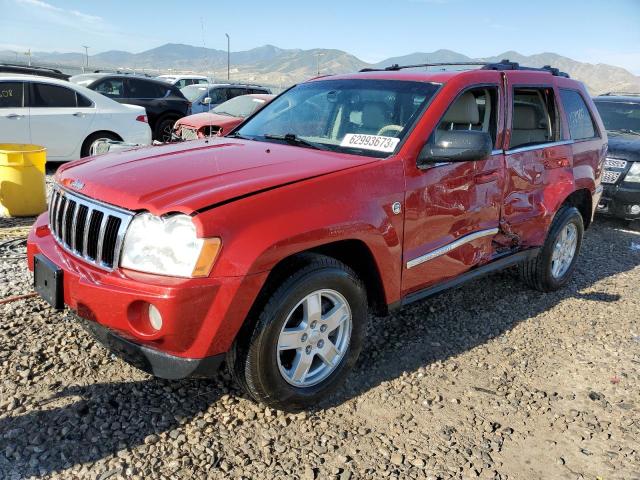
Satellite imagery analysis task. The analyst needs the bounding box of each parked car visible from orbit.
[181,83,271,114]
[28,61,605,410]
[593,93,640,221]
[0,74,151,161]
[173,94,275,140]
[157,74,210,88]
[69,73,190,142]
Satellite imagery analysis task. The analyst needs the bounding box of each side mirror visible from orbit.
[202,97,212,105]
[417,130,493,169]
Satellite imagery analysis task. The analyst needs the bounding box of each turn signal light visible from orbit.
[192,238,222,277]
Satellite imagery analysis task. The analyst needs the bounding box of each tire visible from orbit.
[228,254,368,411]
[519,206,584,292]
[154,116,178,142]
[80,132,121,158]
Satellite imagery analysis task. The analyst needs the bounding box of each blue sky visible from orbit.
[1,0,639,73]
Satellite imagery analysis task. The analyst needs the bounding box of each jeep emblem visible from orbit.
[70,180,85,190]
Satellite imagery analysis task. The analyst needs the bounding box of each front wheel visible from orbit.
[519,206,584,292]
[228,254,368,411]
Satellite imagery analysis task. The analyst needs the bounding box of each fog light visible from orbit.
[148,304,163,331]
[629,205,640,215]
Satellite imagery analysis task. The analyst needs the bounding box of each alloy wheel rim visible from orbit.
[276,289,352,388]
[551,223,578,279]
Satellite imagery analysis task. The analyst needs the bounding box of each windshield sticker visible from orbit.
[340,134,400,152]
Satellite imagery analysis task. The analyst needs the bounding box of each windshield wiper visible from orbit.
[263,133,330,151]
[609,128,640,136]
[226,132,251,140]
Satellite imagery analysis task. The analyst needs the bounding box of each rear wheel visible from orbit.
[154,116,178,142]
[519,206,584,291]
[80,132,121,157]
[228,254,368,411]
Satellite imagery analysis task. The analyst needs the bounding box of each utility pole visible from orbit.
[316,52,325,75]
[82,45,90,68]
[225,33,230,80]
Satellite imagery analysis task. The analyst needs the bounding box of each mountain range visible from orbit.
[2,43,639,95]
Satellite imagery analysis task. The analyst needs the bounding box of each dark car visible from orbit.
[593,93,640,221]
[180,83,271,114]
[70,73,190,141]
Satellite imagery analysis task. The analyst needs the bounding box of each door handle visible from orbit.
[474,170,500,184]
[6,113,23,119]
[73,112,85,117]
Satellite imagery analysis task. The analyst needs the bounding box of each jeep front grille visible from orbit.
[49,186,134,270]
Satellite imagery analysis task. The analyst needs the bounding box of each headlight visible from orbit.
[624,162,640,183]
[120,213,221,277]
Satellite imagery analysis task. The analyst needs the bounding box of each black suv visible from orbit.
[593,93,640,221]
[70,73,190,141]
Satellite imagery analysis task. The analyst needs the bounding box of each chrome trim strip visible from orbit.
[505,140,574,155]
[406,228,499,269]
[48,184,134,271]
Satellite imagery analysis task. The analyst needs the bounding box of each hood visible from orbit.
[56,138,377,215]
[177,112,241,130]
[607,133,640,162]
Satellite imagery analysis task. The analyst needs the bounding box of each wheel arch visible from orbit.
[80,130,123,157]
[561,188,593,229]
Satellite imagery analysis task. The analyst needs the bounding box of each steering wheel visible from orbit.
[377,125,404,137]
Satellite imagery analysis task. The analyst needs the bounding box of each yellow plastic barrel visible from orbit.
[0,144,47,217]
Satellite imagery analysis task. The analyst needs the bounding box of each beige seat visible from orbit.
[511,104,548,148]
[441,92,480,128]
[358,102,389,135]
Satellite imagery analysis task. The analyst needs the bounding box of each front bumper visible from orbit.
[27,213,269,364]
[77,314,224,379]
[597,183,640,220]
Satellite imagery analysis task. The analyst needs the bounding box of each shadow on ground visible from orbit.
[0,217,637,477]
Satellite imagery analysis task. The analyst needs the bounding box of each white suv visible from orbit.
[157,75,210,89]
[0,74,152,161]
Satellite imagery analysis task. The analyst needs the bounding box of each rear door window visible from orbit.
[227,88,248,99]
[560,89,598,140]
[510,87,560,149]
[29,83,77,107]
[0,82,24,108]
[127,79,165,99]
[93,78,125,99]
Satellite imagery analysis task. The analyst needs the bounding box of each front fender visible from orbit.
[196,158,406,305]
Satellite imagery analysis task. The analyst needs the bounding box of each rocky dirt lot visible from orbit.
[0,208,638,479]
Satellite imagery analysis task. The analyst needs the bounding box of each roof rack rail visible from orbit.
[359,59,570,78]
[0,63,69,80]
[482,59,570,77]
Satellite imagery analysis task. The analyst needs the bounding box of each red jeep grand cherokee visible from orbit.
[28,60,605,409]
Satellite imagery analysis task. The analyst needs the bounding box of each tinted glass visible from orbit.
[510,87,560,149]
[94,78,125,98]
[76,93,93,107]
[227,88,248,99]
[560,90,597,140]
[594,100,640,133]
[128,79,164,98]
[30,83,77,107]
[237,79,439,158]
[0,82,24,108]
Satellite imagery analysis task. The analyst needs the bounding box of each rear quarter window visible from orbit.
[560,89,598,140]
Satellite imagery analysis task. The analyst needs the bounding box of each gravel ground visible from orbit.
[1,194,639,479]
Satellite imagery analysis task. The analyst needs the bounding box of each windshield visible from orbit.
[594,100,640,133]
[235,79,440,157]
[213,95,270,118]
[181,84,209,102]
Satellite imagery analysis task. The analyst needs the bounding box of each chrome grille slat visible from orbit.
[48,185,134,271]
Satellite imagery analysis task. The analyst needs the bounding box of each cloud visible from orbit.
[15,0,101,22]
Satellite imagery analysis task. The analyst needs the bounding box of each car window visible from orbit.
[127,79,165,99]
[510,87,560,149]
[195,79,209,85]
[93,78,125,99]
[0,82,24,108]
[209,88,227,103]
[594,100,640,132]
[437,87,499,146]
[76,92,93,107]
[30,83,77,108]
[176,79,189,88]
[560,89,598,140]
[227,88,248,99]
[237,79,439,158]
